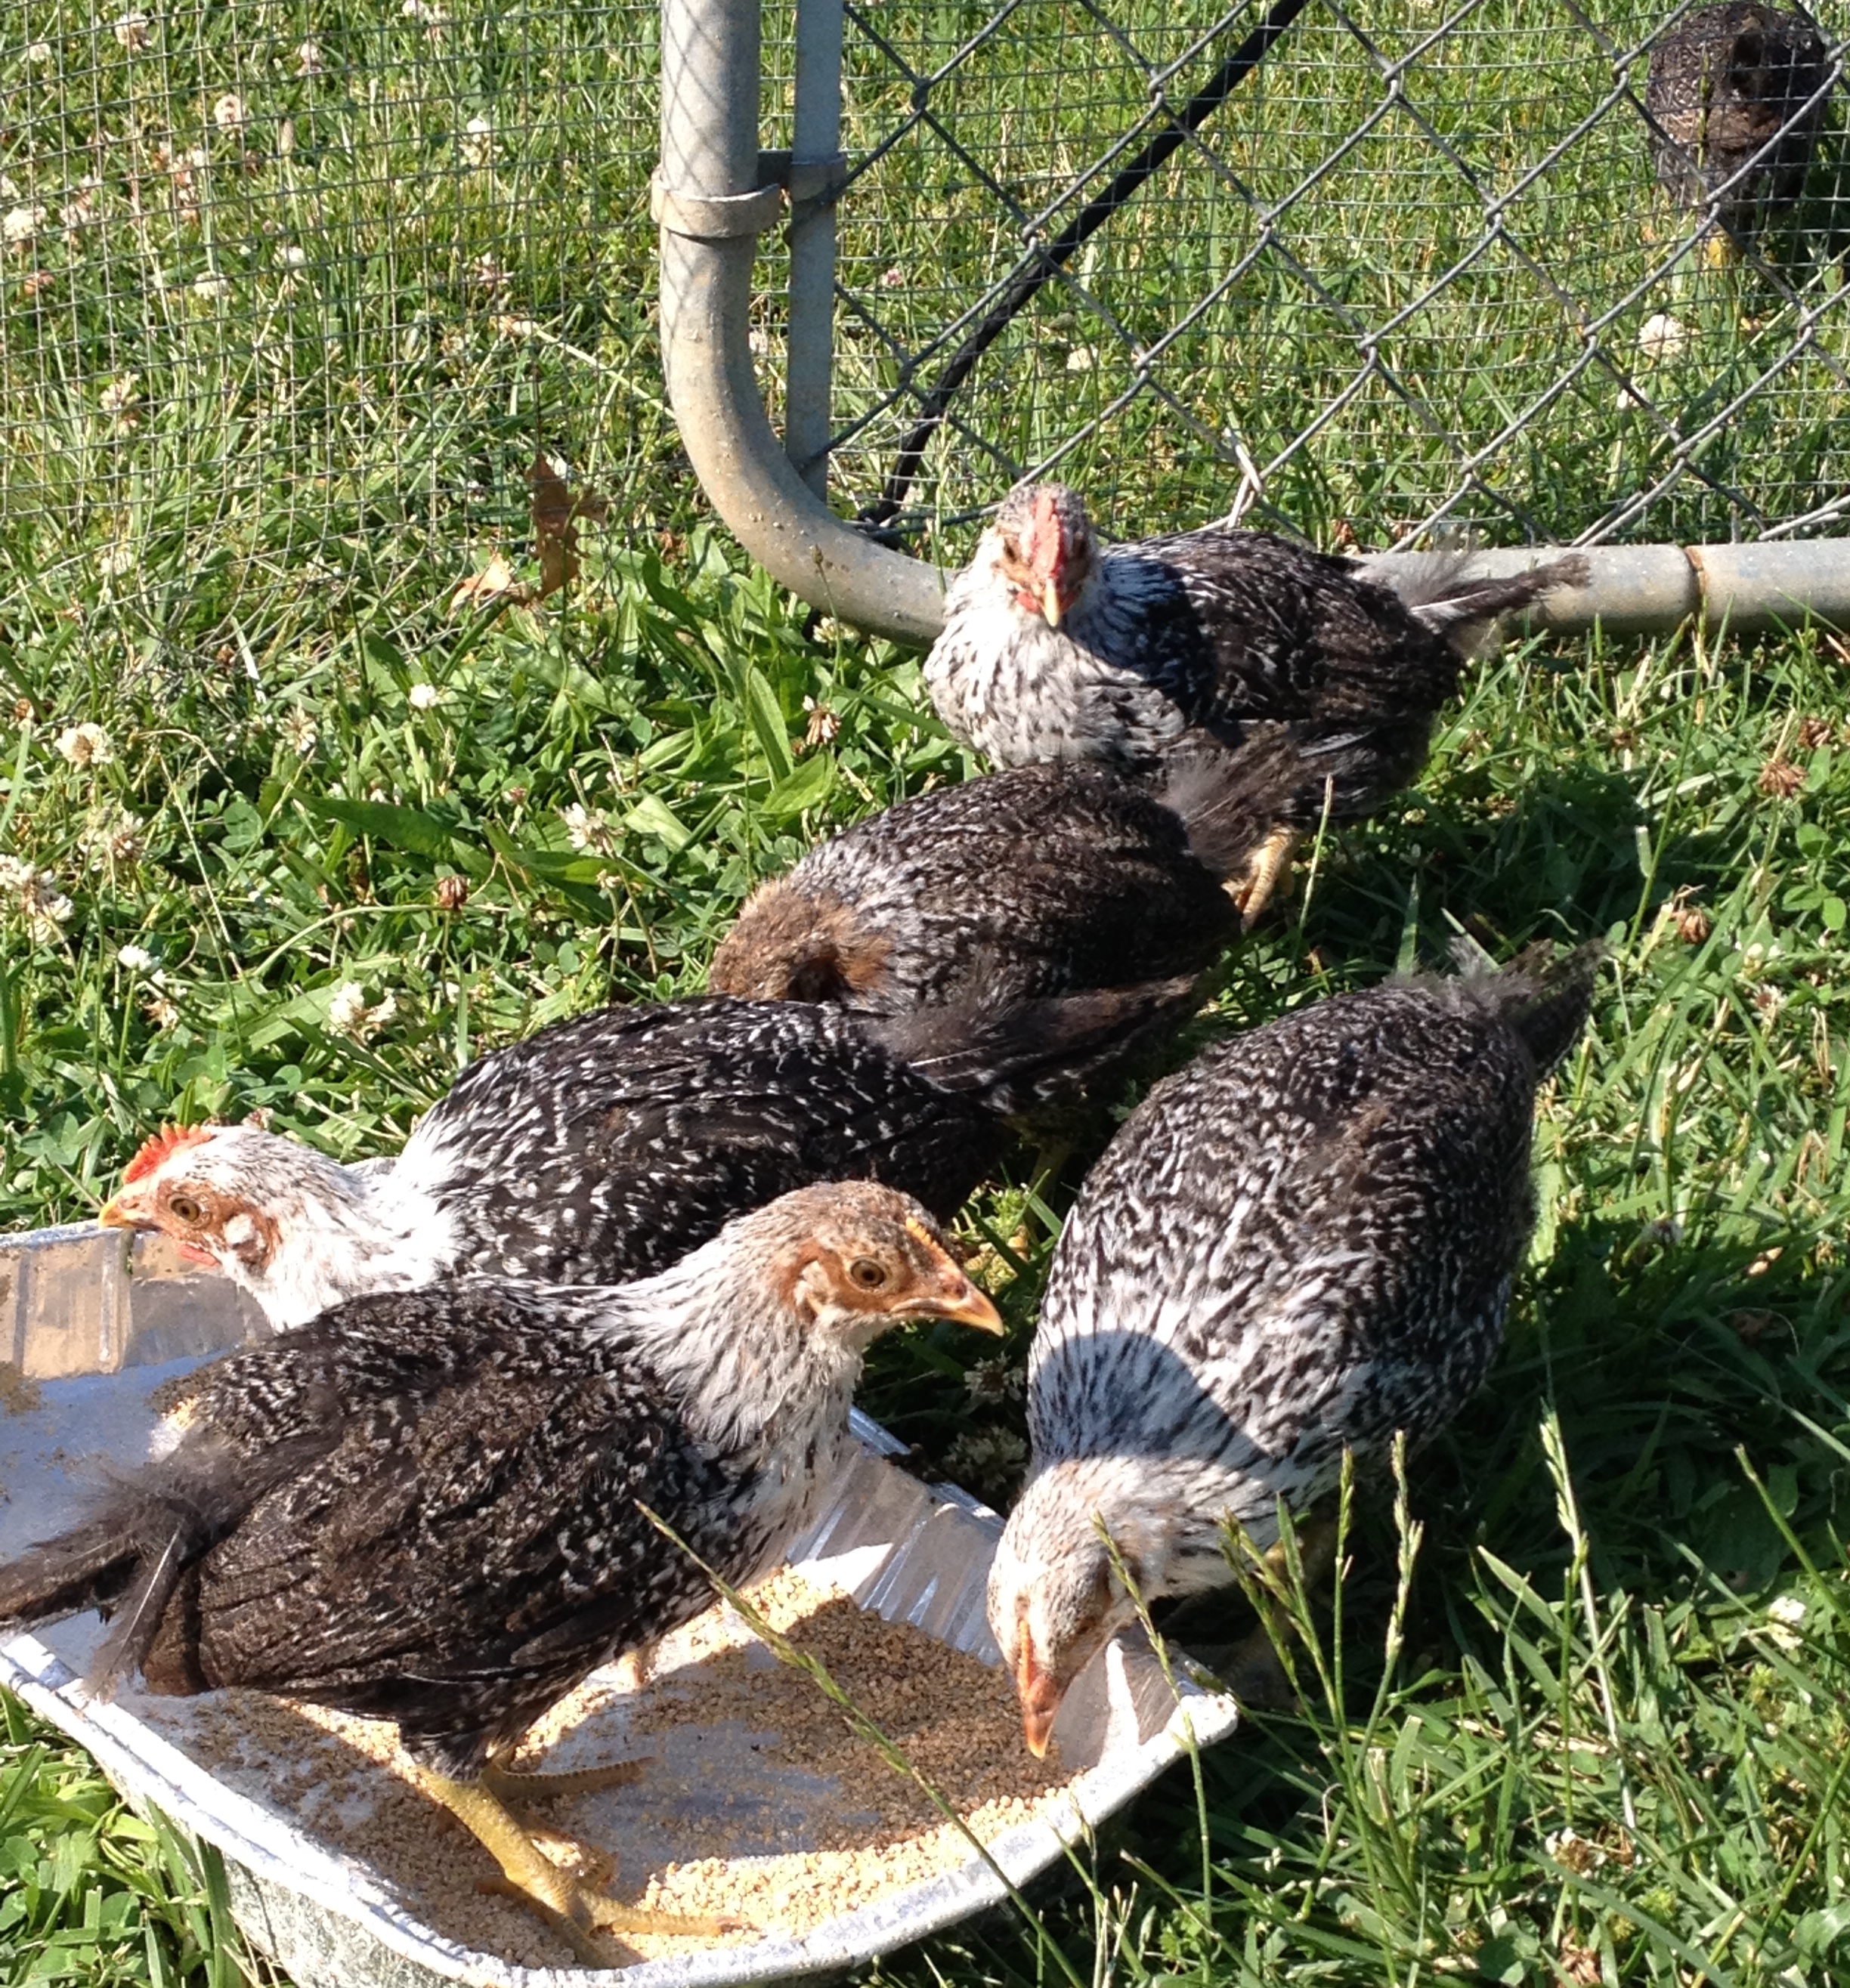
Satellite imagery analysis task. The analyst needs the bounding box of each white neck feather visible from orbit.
[233,1163,462,1330]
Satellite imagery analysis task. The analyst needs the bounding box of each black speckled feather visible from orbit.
[709,760,1259,1013]
[1026,950,1598,1566]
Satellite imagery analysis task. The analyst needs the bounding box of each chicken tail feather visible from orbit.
[1360,552,1589,655]
[1155,734,1308,882]
[1452,941,1602,1077]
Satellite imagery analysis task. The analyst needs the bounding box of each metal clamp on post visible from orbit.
[650,172,784,241]
[759,147,850,217]
[651,151,849,242]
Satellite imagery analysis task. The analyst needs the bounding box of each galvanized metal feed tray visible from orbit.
[0,1219,1239,1988]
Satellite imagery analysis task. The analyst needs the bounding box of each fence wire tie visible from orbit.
[652,150,849,240]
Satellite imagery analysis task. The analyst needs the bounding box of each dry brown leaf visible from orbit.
[452,549,529,612]
[529,449,609,600]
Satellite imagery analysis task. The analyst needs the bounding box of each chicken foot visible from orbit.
[481,1755,651,1800]
[407,1762,741,1965]
[1226,824,1300,927]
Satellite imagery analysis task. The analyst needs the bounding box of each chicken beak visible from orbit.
[903,1219,1004,1334]
[1015,1637,1065,1758]
[97,1195,135,1229]
[930,1282,1004,1335]
[1039,577,1063,629]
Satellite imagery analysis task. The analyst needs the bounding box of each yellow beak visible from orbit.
[97,1196,132,1229]
[1040,580,1063,629]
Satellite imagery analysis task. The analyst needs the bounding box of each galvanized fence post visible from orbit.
[656,0,942,639]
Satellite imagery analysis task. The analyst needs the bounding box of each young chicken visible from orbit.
[707,755,1294,1014]
[1646,4,1833,261]
[0,1183,1002,1964]
[986,948,1598,1756]
[99,985,1191,1331]
[924,483,1587,915]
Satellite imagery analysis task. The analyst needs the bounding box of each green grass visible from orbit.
[5,0,1850,1982]
[5,559,1850,1984]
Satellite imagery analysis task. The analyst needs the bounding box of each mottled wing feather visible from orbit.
[1029,980,1548,1518]
[401,999,996,1282]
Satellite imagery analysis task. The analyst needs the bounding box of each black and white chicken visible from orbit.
[0,1183,1002,1962]
[101,986,1190,1330]
[708,755,1294,1013]
[924,483,1587,916]
[986,948,1598,1755]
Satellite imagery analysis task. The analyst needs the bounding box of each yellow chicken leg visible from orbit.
[1227,824,1301,927]
[407,1762,741,1965]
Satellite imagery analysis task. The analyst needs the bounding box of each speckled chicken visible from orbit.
[986,948,1598,1755]
[0,1183,1001,1962]
[1646,4,1833,258]
[925,483,1588,916]
[707,756,1294,1013]
[101,987,1190,1331]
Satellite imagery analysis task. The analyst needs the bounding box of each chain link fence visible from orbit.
[3,2,1845,660]
[806,0,1848,560]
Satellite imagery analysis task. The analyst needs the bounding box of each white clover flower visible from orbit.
[561,801,618,858]
[1065,345,1097,373]
[1638,312,1690,362]
[4,204,46,247]
[275,243,308,269]
[880,264,904,289]
[97,372,139,415]
[295,39,323,76]
[26,40,53,63]
[407,681,443,710]
[192,271,229,301]
[212,92,248,132]
[0,853,34,892]
[57,720,114,766]
[118,941,156,971]
[472,250,507,290]
[327,982,396,1040]
[941,1427,1029,1498]
[144,991,181,1030]
[98,541,137,578]
[462,115,493,168]
[113,13,150,50]
[277,707,318,756]
[1768,1594,1807,1628]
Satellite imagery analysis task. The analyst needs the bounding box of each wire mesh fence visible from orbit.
[2,0,675,657]
[812,0,1849,561]
[3,1,1845,661]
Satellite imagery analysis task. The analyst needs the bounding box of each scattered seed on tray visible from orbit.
[131,1565,1080,1968]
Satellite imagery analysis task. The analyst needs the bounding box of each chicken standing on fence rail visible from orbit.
[1645,3,1833,262]
[986,948,1598,1756]
[0,1183,1003,1965]
[708,756,1292,1013]
[100,985,1193,1330]
[925,481,1589,919]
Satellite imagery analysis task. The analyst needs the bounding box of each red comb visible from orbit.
[122,1124,212,1183]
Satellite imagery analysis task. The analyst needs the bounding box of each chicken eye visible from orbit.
[999,538,1020,562]
[848,1257,889,1291]
[166,1192,204,1226]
